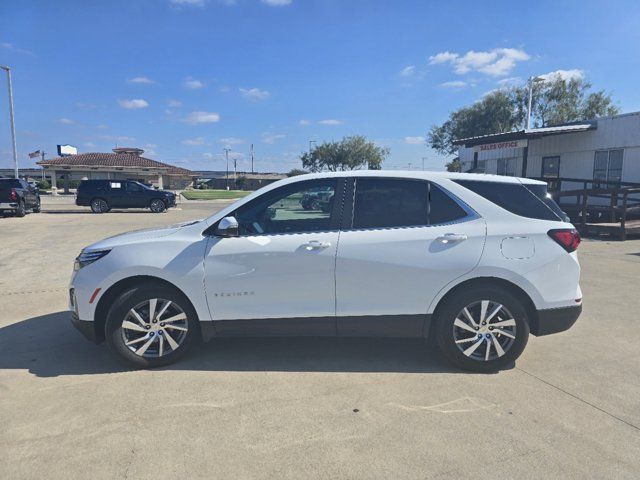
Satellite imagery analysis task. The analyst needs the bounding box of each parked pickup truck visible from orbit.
[0,178,41,217]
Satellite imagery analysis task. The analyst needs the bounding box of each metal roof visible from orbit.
[453,122,596,147]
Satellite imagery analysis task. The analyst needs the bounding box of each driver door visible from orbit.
[204,178,344,333]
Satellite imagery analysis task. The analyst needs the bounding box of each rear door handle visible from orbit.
[436,233,468,244]
[302,240,331,250]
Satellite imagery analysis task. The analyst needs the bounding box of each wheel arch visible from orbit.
[94,275,200,343]
[429,277,540,336]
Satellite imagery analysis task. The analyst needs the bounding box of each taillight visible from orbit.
[548,228,580,253]
[9,188,17,201]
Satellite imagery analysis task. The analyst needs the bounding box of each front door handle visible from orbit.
[302,240,331,250]
[436,233,468,244]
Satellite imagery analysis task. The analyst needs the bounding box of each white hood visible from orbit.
[85,220,202,250]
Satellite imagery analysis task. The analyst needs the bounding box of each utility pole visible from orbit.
[250,143,254,173]
[421,157,427,171]
[233,157,237,189]
[41,151,46,180]
[1,65,19,179]
[309,140,316,153]
[223,148,231,190]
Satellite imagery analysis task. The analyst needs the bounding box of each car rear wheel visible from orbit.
[15,201,26,217]
[434,287,530,372]
[105,284,199,368]
[149,198,166,213]
[90,198,109,213]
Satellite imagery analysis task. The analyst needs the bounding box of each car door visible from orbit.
[204,178,344,333]
[335,177,486,336]
[124,181,148,208]
[107,181,126,208]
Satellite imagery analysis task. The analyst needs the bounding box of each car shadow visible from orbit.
[0,311,485,378]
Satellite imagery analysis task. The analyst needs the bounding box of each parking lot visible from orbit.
[1,197,639,479]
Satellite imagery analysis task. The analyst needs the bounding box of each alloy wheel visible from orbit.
[452,300,517,362]
[120,298,189,357]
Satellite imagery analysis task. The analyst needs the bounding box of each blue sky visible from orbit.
[1,0,639,173]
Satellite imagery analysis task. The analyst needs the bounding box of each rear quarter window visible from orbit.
[454,179,562,221]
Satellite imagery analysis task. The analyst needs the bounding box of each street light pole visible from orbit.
[526,76,543,130]
[223,148,231,190]
[1,65,19,179]
[421,157,427,171]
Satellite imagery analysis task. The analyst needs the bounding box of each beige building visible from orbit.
[37,147,195,191]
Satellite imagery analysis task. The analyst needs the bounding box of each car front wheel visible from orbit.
[105,284,199,368]
[149,198,166,213]
[434,287,530,372]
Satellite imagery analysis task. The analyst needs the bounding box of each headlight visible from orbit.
[74,249,111,270]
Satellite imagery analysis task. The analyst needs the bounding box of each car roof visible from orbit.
[287,170,546,185]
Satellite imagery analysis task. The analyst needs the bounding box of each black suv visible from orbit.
[76,180,176,213]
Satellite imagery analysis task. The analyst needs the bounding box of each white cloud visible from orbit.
[118,98,149,109]
[182,137,206,146]
[239,87,270,100]
[84,142,97,148]
[169,0,206,6]
[318,119,343,125]
[539,69,584,82]
[96,124,109,130]
[128,76,155,84]
[299,119,311,126]
[497,76,522,86]
[262,133,286,144]
[167,99,183,107]
[261,0,292,5]
[183,77,205,89]
[439,80,467,88]
[0,42,34,56]
[184,111,220,124]
[58,118,75,125]
[429,48,530,76]
[219,137,244,145]
[99,134,136,143]
[399,65,416,77]
[404,136,425,145]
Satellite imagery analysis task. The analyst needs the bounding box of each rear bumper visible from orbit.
[0,202,18,210]
[71,312,98,343]
[532,304,582,336]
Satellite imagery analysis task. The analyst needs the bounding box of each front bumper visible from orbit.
[71,311,98,343]
[532,304,582,336]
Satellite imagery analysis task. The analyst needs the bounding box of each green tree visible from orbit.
[287,168,309,177]
[428,89,522,155]
[528,76,618,128]
[300,135,389,172]
[445,158,461,172]
[428,76,619,156]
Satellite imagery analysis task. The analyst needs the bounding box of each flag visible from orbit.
[28,150,41,158]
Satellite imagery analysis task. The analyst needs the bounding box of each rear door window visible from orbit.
[454,179,563,221]
[352,178,428,229]
[429,183,468,225]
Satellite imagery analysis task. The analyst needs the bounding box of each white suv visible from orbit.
[69,171,582,372]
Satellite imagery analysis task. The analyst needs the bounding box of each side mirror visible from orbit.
[215,216,239,237]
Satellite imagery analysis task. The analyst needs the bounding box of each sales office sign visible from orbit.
[474,139,528,152]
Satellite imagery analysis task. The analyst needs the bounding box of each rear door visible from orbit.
[335,177,486,335]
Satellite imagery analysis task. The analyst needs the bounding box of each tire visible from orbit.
[32,199,41,213]
[105,283,200,368]
[149,198,166,213]
[15,201,26,217]
[434,286,530,373]
[90,198,109,213]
